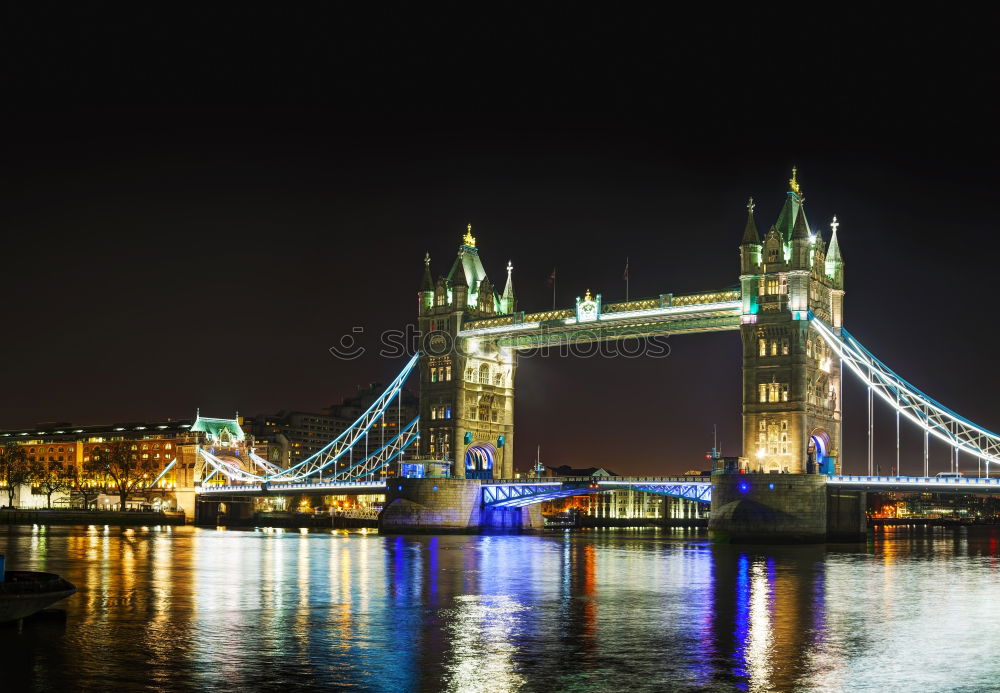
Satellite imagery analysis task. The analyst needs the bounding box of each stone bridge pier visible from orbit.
[709,473,866,543]
[379,478,543,533]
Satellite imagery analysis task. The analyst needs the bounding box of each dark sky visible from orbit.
[2,5,998,475]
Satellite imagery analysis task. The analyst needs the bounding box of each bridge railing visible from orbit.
[485,475,711,485]
[829,475,1000,488]
[199,480,387,494]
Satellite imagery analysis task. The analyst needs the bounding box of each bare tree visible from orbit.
[73,465,103,510]
[88,440,159,511]
[38,459,76,509]
[0,443,29,507]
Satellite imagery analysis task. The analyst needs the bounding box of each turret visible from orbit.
[501,261,516,313]
[740,197,762,274]
[420,252,434,313]
[825,216,845,289]
[451,252,468,309]
[448,223,491,314]
[790,196,811,270]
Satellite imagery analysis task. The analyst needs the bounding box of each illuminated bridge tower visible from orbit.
[417,226,517,479]
[739,170,845,474]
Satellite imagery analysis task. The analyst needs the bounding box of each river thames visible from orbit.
[2,524,999,692]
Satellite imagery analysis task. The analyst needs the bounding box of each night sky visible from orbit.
[2,6,998,475]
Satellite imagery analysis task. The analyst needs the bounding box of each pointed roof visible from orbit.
[791,201,810,240]
[774,168,805,242]
[448,225,488,290]
[741,198,760,245]
[827,216,843,263]
[422,253,434,291]
[191,415,245,442]
[502,260,515,301]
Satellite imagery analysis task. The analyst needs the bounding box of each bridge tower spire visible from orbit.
[739,171,844,475]
[419,252,434,313]
[417,227,516,480]
[740,197,761,275]
[501,260,516,313]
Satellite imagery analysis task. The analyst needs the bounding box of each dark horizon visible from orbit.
[3,6,998,476]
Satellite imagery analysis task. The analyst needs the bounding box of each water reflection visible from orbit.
[3,526,1000,691]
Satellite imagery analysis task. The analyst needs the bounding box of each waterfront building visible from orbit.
[0,414,246,513]
[543,490,706,522]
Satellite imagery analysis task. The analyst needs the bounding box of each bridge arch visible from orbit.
[808,429,831,474]
[465,442,496,480]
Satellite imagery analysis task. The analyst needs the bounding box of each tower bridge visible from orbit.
[191,171,1000,542]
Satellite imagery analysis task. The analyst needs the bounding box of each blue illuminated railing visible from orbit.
[482,476,713,507]
[827,475,1000,491]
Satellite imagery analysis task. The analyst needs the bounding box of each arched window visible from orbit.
[465,367,474,381]
[493,373,503,386]
[479,364,490,384]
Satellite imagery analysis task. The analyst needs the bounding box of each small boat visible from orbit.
[0,571,77,623]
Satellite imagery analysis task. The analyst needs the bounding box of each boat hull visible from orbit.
[0,571,77,623]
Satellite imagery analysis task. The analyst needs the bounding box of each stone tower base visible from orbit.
[379,478,542,533]
[709,474,829,543]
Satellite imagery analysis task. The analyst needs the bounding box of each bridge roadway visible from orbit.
[196,474,1000,507]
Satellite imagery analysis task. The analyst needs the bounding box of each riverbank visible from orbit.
[0,509,185,526]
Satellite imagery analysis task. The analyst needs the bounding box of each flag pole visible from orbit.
[624,257,630,301]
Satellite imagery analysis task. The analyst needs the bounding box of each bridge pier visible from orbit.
[194,496,254,526]
[709,474,829,543]
[379,478,542,533]
[826,486,867,542]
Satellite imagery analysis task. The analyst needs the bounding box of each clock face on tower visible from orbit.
[428,333,447,355]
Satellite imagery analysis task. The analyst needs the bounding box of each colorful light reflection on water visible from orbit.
[3,525,1000,691]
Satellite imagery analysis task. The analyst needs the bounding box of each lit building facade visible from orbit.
[544,491,707,521]
[0,414,248,513]
[739,171,844,474]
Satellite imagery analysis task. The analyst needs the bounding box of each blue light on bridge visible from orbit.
[768,483,774,490]
[738,482,750,493]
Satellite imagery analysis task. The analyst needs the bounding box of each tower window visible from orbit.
[770,340,778,356]
[758,339,766,357]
